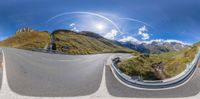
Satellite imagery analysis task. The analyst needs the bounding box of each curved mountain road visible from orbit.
[3,48,112,97]
[0,47,200,99]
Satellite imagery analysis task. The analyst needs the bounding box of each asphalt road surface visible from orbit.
[0,49,3,89]
[106,63,200,98]
[3,48,112,97]
[1,47,200,98]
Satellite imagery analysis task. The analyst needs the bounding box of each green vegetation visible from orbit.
[0,31,50,50]
[118,54,162,80]
[118,46,198,80]
[0,29,136,55]
[194,42,200,67]
[163,46,197,77]
[52,30,136,55]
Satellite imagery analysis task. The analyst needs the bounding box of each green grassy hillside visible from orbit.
[163,46,197,77]
[194,42,200,67]
[52,30,135,55]
[0,31,50,50]
[0,29,135,55]
[118,46,198,80]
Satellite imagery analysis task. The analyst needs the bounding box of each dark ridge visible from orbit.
[52,29,75,35]
[79,31,103,39]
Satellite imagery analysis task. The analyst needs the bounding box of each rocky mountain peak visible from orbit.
[16,27,35,34]
[120,40,190,54]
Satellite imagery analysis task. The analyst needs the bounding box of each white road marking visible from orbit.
[0,50,199,99]
[89,62,111,98]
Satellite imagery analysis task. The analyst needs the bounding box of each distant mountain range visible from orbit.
[0,27,196,55]
[120,40,190,54]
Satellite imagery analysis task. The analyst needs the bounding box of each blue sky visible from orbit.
[0,0,200,44]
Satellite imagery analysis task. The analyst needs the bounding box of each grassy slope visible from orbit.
[194,42,200,67]
[118,54,161,80]
[118,46,198,80]
[0,29,135,55]
[0,31,50,50]
[53,30,135,55]
[163,46,197,77]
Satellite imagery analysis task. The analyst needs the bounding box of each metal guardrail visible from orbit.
[111,47,200,89]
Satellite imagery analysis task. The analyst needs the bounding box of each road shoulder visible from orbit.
[0,49,3,89]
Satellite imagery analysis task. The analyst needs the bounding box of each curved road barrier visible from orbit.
[110,47,200,90]
[1,47,200,98]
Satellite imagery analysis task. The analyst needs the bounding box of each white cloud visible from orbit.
[69,23,76,27]
[118,36,141,44]
[118,35,190,45]
[69,23,79,32]
[104,29,118,40]
[138,25,150,40]
[72,27,79,32]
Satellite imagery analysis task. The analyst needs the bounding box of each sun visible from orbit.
[95,23,105,30]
